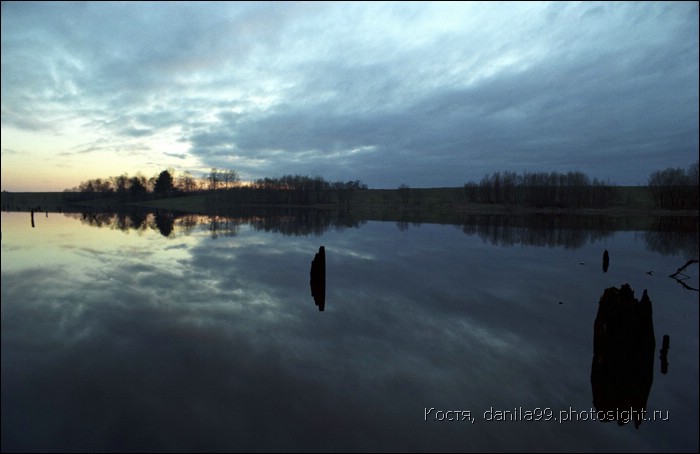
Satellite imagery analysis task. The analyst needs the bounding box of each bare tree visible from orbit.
[221,169,240,189]
[208,168,221,191]
[177,171,197,193]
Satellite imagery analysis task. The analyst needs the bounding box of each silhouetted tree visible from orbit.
[398,183,411,208]
[208,168,221,191]
[463,182,478,202]
[465,169,613,208]
[154,170,174,197]
[221,169,240,190]
[113,174,129,201]
[129,175,148,198]
[70,169,367,207]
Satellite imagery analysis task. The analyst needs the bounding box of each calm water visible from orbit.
[1,211,698,453]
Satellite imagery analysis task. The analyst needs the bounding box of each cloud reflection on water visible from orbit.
[1,211,698,452]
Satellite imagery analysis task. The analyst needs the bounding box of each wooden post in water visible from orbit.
[602,249,609,273]
[660,335,670,375]
[310,246,326,311]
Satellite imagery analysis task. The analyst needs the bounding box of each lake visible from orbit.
[1,210,698,452]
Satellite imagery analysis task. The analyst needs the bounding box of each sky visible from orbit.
[1,1,698,191]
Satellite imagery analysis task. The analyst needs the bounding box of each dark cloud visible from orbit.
[1,2,697,189]
[163,151,188,160]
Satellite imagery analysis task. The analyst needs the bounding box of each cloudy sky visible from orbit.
[1,1,698,191]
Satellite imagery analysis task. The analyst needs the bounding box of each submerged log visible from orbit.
[310,246,326,311]
[591,283,655,428]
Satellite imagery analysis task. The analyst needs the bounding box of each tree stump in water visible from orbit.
[591,283,655,428]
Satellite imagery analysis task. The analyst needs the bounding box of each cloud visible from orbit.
[163,151,188,160]
[1,2,697,190]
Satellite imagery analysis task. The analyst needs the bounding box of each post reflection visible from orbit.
[591,284,655,429]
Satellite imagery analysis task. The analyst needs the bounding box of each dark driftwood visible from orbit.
[670,259,699,275]
[669,259,699,292]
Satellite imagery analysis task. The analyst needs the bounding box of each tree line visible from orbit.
[647,161,698,210]
[244,175,367,205]
[463,162,699,210]
[65,161,698,210]
[66,167,368,206]
[463,170,614,208]
[67,168,236,199]
[207,175,367,208]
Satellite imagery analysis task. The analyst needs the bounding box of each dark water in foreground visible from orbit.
[1,211,698,452]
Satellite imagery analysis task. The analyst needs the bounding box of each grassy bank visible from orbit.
[0,192,68,212]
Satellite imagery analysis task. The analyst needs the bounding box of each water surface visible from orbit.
[2,211,698,452]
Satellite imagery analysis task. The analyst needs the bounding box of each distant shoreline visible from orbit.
[2,187,698,221]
